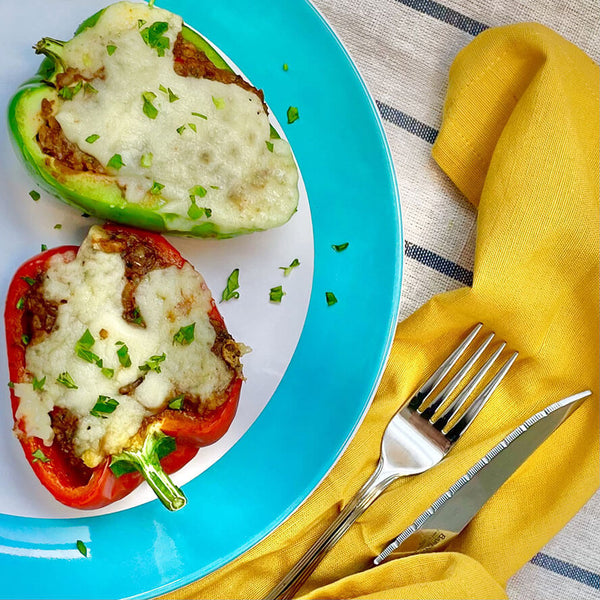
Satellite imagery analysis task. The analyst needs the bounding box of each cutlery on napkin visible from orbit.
[161,21,599,600]
[374,391,592,565]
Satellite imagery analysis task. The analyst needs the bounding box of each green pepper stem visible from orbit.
[34,37,67,73]
[110,430,187,511]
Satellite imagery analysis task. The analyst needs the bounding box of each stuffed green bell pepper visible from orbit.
[8,1,299,238]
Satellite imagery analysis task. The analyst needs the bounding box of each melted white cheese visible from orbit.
[15,225,235,467]
[55,1,298,234]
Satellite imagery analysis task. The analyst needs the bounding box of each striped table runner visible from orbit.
[309,0,600,598]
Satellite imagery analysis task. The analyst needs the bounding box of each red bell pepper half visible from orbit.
[5,223,243,511]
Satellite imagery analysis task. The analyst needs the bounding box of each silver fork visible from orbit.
[264,323,518,600]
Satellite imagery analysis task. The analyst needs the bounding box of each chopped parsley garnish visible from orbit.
[7,382,14,389]
[287,106,299,124]
[32,376,46,391]
[85,134,100,144]
[32,449,50,464]
[56,372,78,389]
[54,224,62,230]
[188,122,197,132]
[325,291,338,306]
[280,258,300,276]
[188,185,211,219]
[140,153,153,168]
[332,242,349,252]
[21,276,36,286]
[221,269,240,302]
[210,185,220,190]
[140,354,166,374]
[150,181,164,195]
[173,323,195,345]
[137,19,146,29]
[107,154,125,170]
[84,83,98,94]
[106,44,117,56]
[16,297,24,310]
[140,21,170,57]
[142,91,159,119]
[159,84,179,102]
[212,96,225,110]
[41,244,47,252]
[189,185,207,198]
[75,329,95,354]
[75,329,111,376]
[90,395,119,418]
[266,141,274,152]
[139,353,167,374]
[29,190,40,201]
[283,63,289,71]
[168,395,184,410]
[187,199,211,220]
[192,112,207,120]
[130,306,144,326]
[269,286,285,303]
[21,335,30,346]
[58,80,82,100]
[76,540,88,557]
[176,124,186,135]
[116,341,132,368]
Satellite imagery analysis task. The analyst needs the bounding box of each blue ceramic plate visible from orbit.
[0,1,402,597]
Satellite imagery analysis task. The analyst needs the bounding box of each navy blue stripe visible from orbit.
[531,553,600,589]
[405,241,473,286]
[394,0,489,36]
[376,100,438,144]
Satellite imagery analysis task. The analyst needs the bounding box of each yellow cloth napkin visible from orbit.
[162,22,599,600]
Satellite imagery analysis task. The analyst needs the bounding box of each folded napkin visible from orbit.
[162,22,599,600]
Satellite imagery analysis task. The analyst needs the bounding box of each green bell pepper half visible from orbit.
[7,7,281,239]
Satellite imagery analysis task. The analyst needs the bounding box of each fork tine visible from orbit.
[407,323,483,411]
[420,333,495,420]
[432,342,506,430]
[444,351,519,442]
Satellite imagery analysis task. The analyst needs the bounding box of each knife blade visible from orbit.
[373,390,592,565]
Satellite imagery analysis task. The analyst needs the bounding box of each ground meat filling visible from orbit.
[22,277,60,347]
[172,33,268,113]
[50,406,94,484]
[37,98,106,174]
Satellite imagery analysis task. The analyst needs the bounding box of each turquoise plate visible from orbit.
[0,0,402,597]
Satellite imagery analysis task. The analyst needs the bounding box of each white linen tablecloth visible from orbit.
[309,0,600,598]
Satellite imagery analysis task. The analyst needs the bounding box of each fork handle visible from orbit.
[263,458,397,600]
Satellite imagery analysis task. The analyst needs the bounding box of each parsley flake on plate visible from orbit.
[280,258,300,276]
[221,269,240,302]
[325,291,338,306]
[269,286,286,303]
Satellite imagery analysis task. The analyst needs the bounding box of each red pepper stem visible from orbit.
[110,429,187,511]
[34,37,67,74]
[139,457,187,512]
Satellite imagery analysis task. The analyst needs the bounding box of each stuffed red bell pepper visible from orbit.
[5,223,244,510]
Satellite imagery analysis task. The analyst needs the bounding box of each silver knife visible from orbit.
[374,390,592,565]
